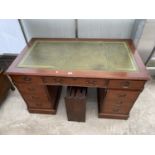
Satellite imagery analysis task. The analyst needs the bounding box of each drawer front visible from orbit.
[42,77,108,87]
[25,100,52,109]
[100,101,132,114]
[105,90,140,103]
[16,84,47,95]
[11,75,42,84]
[23,94,52,109]
[108,80,145,90]
[99,89,140,114]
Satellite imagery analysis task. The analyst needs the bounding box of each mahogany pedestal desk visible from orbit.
[6,38,149,120]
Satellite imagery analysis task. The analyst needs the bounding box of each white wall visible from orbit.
[78,19,135,38]
[0,19,26,54]
[22,19,75,41]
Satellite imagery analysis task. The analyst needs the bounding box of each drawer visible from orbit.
[100,101,133,114]
[108,80,145,90]
[25,100,53,109]
[11,75,42,84]
[105,90,140,103]
[23,94,50,102]
[42,76,108,87]
[16,84,47,95]
[23,94,53,109]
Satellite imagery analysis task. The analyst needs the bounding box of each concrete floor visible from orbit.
[0,77,155,135]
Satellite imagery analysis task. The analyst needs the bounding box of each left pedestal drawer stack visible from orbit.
[11,75,62,114]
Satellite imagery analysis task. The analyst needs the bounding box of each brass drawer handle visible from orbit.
[54,78,64,84]
[85,80,97,85]
[22,76,31,82]
[72,78,78,81]
[42,77,64,84]
[115,104,121,108]
[42,77,48,83]
[30,96,38,100]
[121,81,130,88]
[116,101,123,105]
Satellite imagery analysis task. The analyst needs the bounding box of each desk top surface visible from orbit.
[7,38,149,80]
[17,40,137,72]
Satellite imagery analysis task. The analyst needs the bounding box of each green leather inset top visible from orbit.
[18,40,138,72]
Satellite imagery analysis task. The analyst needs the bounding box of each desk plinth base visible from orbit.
[28,108,57,114]
[98,113,129,120]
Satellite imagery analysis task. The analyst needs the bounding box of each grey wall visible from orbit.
[131,19,146,47]
[22,19,136,40]
[0,19,26,54]
[137,20,155,62]
[1,19,148,55]
[21,19,155,63]
[22,19,76,41]
[78,19,135,38]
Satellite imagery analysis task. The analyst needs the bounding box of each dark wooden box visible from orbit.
[0,70,12,105]
[65,86,87,122]
[0,54,17,71]
[0,54,17,105]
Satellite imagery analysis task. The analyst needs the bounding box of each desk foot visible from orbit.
[28,108,57,114]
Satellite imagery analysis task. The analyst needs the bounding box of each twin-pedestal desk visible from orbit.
[7,39,149,122]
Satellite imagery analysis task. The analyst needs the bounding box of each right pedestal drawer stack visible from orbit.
[98,79,146,119]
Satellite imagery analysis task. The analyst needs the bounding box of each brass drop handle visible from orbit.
[85,80,97,85]
[122,81,130,88]
[23,76,31,82]
[54,78,64,84]
[115,103,123,107]
[30,96,38,100]
[42,77,47,83]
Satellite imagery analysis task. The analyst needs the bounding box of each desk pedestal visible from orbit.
[15,82,62,114]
